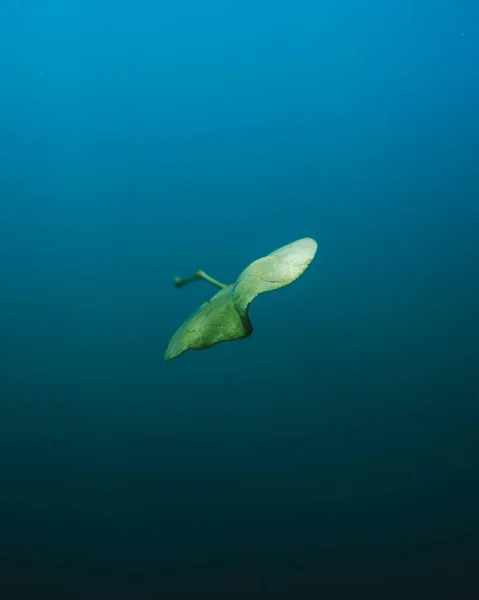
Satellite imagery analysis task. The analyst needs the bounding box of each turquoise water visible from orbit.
[1,1,478,598]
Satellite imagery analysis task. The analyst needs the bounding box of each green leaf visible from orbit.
[164,237,317,361]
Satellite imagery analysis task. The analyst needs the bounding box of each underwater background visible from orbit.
[1,1,478,598]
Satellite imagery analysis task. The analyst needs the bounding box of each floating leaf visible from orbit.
[164,237,317,361]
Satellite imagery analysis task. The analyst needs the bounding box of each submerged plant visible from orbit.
[164,237,317,361]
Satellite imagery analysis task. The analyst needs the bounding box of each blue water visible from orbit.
[1,1,478,598]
